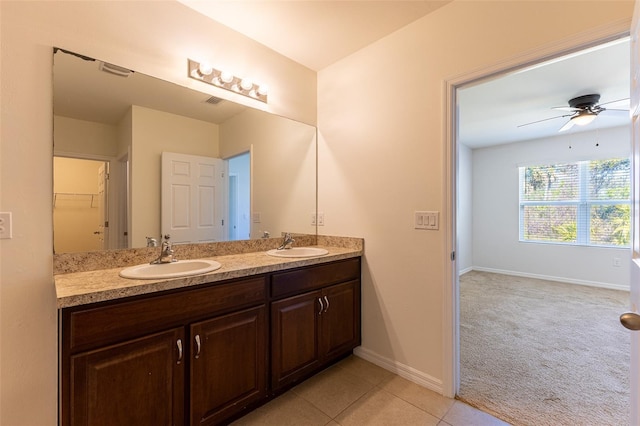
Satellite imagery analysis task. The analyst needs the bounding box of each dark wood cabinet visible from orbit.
[60,258,360,426]
[271,290,322,389]
[320,280,359,360]
[70,327,185,426]
[61,276,267,426]
[270,259,361,390]
[190,306,266,426]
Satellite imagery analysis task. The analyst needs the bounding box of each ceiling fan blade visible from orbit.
[600,97,630,107]
[602,108,629,114]
[559,119,576,132]
[552,106,582,112]
[517,113,574,128]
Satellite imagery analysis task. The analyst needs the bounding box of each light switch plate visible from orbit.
[0,212,12,239]
[414,211,439,230]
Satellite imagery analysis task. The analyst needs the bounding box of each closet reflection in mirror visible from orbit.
[53,48,316,254]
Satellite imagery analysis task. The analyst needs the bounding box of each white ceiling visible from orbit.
[458,37,630,149]
[178,1,630,149]
[177,0,451,71]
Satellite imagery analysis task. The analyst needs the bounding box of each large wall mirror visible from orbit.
[53,48,317,254]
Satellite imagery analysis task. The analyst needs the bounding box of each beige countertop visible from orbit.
[55,245,362,309]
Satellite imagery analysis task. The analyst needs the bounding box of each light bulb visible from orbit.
[257,85,269,96]
[220,71,234,84]
[240,78,253,91]
[198,63,213,76]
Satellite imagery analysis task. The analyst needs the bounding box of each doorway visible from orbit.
[53,156,109,253]
[227,151,251,241]
[446,29,632,424]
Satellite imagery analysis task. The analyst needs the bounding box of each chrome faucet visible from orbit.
[277,232,295,250]
[152,234,176,264]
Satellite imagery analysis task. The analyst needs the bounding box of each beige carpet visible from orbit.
[458,271,630,426]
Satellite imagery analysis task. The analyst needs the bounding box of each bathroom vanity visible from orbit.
[56,240,362,426]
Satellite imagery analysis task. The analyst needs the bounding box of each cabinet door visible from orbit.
[190,305,266,426]
[70,328,184,426]
[320,280,361,361]
[271,290,322,390]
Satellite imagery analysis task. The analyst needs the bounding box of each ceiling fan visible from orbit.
[518,94,629,132]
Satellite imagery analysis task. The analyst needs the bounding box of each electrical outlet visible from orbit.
[311,213,317,226]
[0,212,12,239]
[613,257,622,267]
[317,212,325,226]
[252,212,261,223]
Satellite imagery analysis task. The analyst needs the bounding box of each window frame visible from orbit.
[518,159,630,247]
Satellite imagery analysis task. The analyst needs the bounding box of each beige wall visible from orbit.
[130,105,220,246]
[54,116,118,157]
[219,109,317,239]
[317,0,633,390]
[0,2,315,424]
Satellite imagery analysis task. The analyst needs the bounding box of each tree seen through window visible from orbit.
[520,158,630,247]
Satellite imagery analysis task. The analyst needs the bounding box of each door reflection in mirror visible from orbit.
[227,151,251,241]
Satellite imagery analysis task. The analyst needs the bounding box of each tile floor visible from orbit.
[232,355,511,426]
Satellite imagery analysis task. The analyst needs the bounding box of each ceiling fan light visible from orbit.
[571,112,597,126]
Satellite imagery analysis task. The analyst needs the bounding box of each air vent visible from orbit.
[205,96,224,105]
[98,61,133,77]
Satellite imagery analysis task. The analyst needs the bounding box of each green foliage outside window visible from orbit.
[520,158,630,247]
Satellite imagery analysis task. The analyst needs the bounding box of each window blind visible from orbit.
[519,158,630,247]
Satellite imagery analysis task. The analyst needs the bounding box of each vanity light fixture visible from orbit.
[188,59,268,103]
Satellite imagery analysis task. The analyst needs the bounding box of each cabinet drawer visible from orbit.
[65,276,266,353]
[271,258,360,299]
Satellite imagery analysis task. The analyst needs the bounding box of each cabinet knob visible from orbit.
[194,334,201,359]
[318,297,324,315]
[176,339,183,364]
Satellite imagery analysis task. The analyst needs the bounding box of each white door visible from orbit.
[97,163,109,249]
[161,152,225,244]
[622,1,640,424]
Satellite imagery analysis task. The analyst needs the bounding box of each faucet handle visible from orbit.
[163,234,171,241]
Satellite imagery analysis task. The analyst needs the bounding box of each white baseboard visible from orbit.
[353,346,443,394]
[459,266,473,275]
[470,266,629,292]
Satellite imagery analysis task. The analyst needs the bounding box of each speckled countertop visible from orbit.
[55,236,363,309]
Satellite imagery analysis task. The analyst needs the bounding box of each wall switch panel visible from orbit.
[311,213,317,225]
[0,212,12,239]
[252,212,261,223]
[317,212,324,226]
[415,211,438,230]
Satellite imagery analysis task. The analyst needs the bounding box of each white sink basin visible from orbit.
[119,259,222,279]
[266,247,329,258]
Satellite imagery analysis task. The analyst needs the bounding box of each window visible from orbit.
[519,158,630,247]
